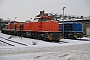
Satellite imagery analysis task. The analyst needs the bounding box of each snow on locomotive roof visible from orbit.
[58,22,82,24]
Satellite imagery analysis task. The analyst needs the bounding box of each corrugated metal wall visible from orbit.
[82,21,90,36]
[86,27,90,36]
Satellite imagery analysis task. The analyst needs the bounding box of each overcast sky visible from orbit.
[0,0,90,21]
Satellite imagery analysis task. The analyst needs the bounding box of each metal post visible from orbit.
[62,7,66,39]
[14,17,17,31]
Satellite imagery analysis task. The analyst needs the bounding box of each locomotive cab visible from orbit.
[32,16,62,41]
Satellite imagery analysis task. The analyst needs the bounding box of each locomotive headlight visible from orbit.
[50,33,52,35]
[68,34,70,35]
[77,33,79,34]
[59,34,61,35]
[68,33,72,35]
[41,34,44,36]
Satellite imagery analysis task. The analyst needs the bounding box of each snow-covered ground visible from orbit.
[0,32,90,60]
[0,32,90,48]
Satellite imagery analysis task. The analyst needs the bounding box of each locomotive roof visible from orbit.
[59,22,82,24]
[64,22,82,24]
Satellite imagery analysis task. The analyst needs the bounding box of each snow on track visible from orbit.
[0,37,27,47]
[0,31,90,60]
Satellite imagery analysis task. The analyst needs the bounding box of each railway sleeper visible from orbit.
[0,40,14,46]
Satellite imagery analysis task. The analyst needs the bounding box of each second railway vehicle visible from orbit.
[59,22,83,39]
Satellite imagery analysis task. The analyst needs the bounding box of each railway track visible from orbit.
[0,40,14,46]
[52,38,89,44]
[0,37,27,46]
[68,38,90,41]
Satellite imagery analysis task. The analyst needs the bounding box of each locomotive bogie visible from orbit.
[74,32,83,39]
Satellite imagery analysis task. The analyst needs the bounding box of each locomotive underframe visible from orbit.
[1,30,62,42]
[1,29,83,40]
[64,32,83,39]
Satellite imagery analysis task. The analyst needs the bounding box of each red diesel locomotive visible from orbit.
[1,16,62,41]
